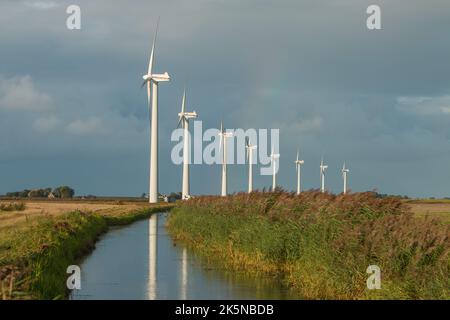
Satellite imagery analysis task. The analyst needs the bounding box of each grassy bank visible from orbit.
[167,191,449,299]
[0,204,173,300]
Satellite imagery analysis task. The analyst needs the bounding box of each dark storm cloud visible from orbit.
[1,0,450,197]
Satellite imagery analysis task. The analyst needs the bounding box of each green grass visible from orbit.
[167,191,450,299]
[0,205,173,299]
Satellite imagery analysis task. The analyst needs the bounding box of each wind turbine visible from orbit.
[342,162,349,194]
[218,121,233,196]
[177,89,197,200]
[245,137,257,193]
[270,145,280,191]
[142,19,170,203]
[320,157,328,193]
[295,150,305,195]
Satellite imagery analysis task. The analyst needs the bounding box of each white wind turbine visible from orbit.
[177,89,197,200]
[342,162,349,194]
[295,150,305,195]
[142,19,170,203]
[245,137,257,193]
[320,157,328,193]
[270,145,280,191]
[218,121,233,196]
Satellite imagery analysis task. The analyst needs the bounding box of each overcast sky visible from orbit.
[1,0,450,198]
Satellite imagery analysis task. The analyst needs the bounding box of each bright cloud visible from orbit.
[66,117,107,136]
[396,95,450,116]
[0,75,53,111]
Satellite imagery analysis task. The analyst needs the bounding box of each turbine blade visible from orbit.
[177,116,183,129]
[296,149,299,162]
[181,88,186,114]
[148,17,160,76]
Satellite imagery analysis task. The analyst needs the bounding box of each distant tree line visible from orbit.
[375,193,410,199]
[5,186,75,199]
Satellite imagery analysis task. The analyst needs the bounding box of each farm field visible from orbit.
[0,199,173,299]
[0,199,149,231]
[407,200,450,223]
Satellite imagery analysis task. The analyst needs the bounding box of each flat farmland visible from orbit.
[407,200,450,223]
[0,199,150,230]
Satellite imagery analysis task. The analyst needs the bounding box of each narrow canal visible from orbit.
[70,213,296,300]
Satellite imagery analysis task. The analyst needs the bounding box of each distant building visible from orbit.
[163,193,182,203]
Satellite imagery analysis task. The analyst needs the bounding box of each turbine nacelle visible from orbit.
[142,72,171,83]
[342,163,349,175]
[178,111,198,119]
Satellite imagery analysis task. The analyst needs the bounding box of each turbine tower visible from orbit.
[218,122,233,196]
[245,137,257,193]
[177,89,197,200]
[295,150,305,195]
[320,157,328,193]
[142,19,170,203]
[342,162,349,194]
[270,146,280,191]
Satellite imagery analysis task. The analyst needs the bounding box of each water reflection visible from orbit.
[71,213,298,300]
[147,214,158,300]
[180,248,188,300]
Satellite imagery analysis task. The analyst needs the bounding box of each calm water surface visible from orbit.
[70,213,297,300]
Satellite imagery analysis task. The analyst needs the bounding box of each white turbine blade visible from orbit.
[148,17,160,76]
[296,149,299,162]
[181,88,186,114]
[177,116,183,129]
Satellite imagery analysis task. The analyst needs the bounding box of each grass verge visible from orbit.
[0,204,173,299]
[167,191,449,299]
